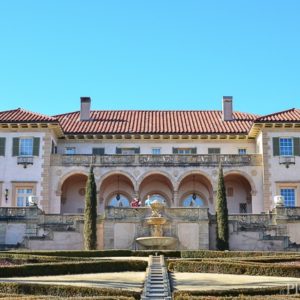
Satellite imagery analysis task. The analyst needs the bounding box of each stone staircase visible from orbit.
[141,255,171,300]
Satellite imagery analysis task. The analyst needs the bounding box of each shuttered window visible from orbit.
[12,137,40,156]
[274,137,300,156]
[173,148,197,154]
[0,138,5,156]
[92,148,105,155]
[208,148,221,154]
[116,147,140,154]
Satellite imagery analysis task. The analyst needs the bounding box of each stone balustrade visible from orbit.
[0,207,39,220]
[50,154,263,167]
[105,207,209,221]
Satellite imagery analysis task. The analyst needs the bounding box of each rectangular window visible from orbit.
[238,148,247,155]
[280,188,296,207]
[279,138,293,156]
[239,203,247,213]
[116,147,140,154]
[92,148,105,155]
[65,147,76,155]
[208,148,221,154]
[19,138,33,156]
[16,188,33,207]
[152,148,161,155]
[0,138,5,156]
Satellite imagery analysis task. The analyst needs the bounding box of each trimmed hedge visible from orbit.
[0,260,147,277]
[168,259,300,277]
[181,250,300,259]
[0,282,139,299]
[173,285,298,298]
[4,249,181,258]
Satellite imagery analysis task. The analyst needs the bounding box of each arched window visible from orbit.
[109,194,130,207]
[182,194,205,207]
[148,194,166,204]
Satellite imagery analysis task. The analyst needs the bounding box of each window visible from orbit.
[0,138,5,156]
[238,148,247,155]
[208,148,221,154]
[109,194,130,207]
[51,141,57,154]
[173,147,197,154]
[12,137,40,157]
[280,188,296,207]
[92,148,105,155]
[239,203,247,213]
[20,138,33,156]
[182,194,205,207]
[65,147,76,155]
[116,147,140,155]
[16,188,33,207]
[280,138,293,156]
[152,148,161,155]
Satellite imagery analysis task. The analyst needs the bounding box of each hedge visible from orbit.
[180,250,299,259]
[0,282,139,299]
[0,260,147,277]
[5,249,180,258]
[168,259,300,277]
[173,285,298,298]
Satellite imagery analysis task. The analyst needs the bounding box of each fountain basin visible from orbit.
[145,217,167,225]
[136,236,177,249]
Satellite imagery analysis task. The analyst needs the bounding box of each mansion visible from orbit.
[0,96,300,251]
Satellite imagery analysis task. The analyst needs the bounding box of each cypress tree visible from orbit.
[216,164,229,250]
[84,166,97,250]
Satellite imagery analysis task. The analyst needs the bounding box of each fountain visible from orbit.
[136,200,177,249]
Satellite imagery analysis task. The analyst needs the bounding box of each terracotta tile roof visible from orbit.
[54,110,258,135]
[0,108,57,123]
[256,108,300,123]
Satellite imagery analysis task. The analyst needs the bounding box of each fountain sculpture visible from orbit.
[136,200,177,249]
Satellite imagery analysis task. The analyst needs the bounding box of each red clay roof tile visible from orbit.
[0,108,57,123]
[256,108,300,122]
[54,110,259,135]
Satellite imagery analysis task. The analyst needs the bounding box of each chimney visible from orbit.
[222,96,233,121]
[80,97,91,121]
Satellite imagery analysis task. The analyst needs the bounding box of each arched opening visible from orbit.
[108,194,130,207]
[178,173,213,210]
[139,173,173,207]
[182,194,205,207]
[99,173,135,209]
[224,173,252,214]
[61,174,88,214]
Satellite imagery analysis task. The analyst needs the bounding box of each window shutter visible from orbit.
[92,148,105,155]
[172,147,178,154]
[273,137,280,156]
[294,137,300,156]
[12,138,19,156]
[33,138,40,156]
[116,147,122,154]
[134,147,140,154]
[0,138,5,156]
[191,147,197,154]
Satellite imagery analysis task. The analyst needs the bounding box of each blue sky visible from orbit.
[0,0,299,116]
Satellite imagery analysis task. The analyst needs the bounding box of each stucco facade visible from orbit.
[0,97,300,250]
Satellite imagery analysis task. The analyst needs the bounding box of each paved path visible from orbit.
[0,272,145,292]
[172,272,300,291]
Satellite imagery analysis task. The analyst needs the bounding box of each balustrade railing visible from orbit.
[51,154,262,167]
[0,207,39,220]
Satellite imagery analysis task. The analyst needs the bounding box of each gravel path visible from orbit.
[171,272,300,291]
[0,272,146,292]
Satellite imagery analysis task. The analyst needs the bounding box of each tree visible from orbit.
[84,166,97,250]
[216,164,229,250]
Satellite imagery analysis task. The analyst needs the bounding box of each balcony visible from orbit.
[50,154,262,167]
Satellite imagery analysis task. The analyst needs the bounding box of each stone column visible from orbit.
[173,190,179,207]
